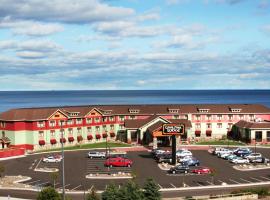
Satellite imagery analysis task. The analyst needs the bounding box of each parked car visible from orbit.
[226,154,238,161]
[176,149,192,157]
[233,147,252,153]
[249,157,270,164]
[154,151,171,160]
[178,155,192,163]
[104,157,132,167]
[244,153,262,160]
[220,152,233,159]
[158,154,172,163]
[192,166,212,174]
[180,157,200,166]
[42,155,62,163]
[168,164,189,174]
[211,147,224,155]
[88,151,106,159]
[230,157,249,164]
[234,148,252,157]
[217,149,233,157]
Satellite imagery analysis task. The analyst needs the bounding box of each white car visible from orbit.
[178,155,192,162]
[216,148,233,156]
[230,157,249,164]
[176,150,192,157]
[88,151,106,159]
[42,155,62,163]
[245,153,262,160]
[219,152,232,159]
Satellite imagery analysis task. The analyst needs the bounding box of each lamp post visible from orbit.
[60,120,66,200]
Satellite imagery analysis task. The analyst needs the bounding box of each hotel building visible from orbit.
[0,104,270,151]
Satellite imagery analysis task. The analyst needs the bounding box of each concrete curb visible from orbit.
[0,155,26,161]
[34,168,59,173]
[233,165,270,171]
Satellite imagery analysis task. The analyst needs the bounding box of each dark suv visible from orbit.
[169,164,189,174]
[158,154,172,163]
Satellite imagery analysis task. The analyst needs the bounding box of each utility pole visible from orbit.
[60,120,65,200]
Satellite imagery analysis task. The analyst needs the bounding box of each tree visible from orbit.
[87,187,100,200]
[0,164,5,179]
[102,183,119,200]
[37,187,61,200]
[50,171,59,189]
[118,180,144,200]
[143,178,161,200]
[209,168,217,184]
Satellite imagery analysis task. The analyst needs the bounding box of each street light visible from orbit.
[60,120,66,200]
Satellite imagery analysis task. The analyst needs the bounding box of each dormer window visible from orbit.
[198,108,210,113]
[103,110,112,115]
[168,108,179,114]
[230,108,242,113]
[128,109,140,114]
[69,112,79,117]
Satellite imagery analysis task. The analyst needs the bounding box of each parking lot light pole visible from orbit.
[60,120,66,200]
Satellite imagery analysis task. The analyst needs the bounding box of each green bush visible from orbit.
[231,187,270,197]
[37,187,61,200]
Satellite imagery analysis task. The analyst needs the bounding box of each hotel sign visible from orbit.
[162,124,185,135]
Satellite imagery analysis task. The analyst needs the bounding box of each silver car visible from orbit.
[88,151,106,159]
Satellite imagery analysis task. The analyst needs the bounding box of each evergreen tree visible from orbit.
[119,180,144,200]
[37,187,61,200]
[102,183,119,200]
[87,187,100,200]
[143,178,161,200]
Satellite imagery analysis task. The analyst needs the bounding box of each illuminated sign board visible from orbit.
[162,124,185,135]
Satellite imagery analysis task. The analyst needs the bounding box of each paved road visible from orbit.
[1,147,270,199]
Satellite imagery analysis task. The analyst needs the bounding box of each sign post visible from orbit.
[162,124,185,165]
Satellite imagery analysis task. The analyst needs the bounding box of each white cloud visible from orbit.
[16,51,46,59]
[166,0,190,5]
[0,0,134,24]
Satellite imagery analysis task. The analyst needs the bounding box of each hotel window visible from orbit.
[119,116,125,121]
[95,126,100,132]
[228,115,233,120]
[87,127,92,133]
[67,119,73,125]
[206,115,212,120]
[58,120,66,126]
[110,125,114,130]
[38,131,44,138]
[239,114,244,120]
[102,117,107,122]
[129,116,136,120]
[207,123,211,129]
[195,123,201,129]
[255,131,262,142]
[49,120,56,127]
[86,118,92,124]
[217,123,222,128]
[68,128,73,135]
[95,117,100,123]
[249,115,254,121]
[37,121,45,128]
[50,130,55,137]
[76,118,82,124]
[267,131,270,142]
[2,131,5,137]
[77,127,82,134]
[109,116,114,122]
[103,125,107,131]
[195,115,201,120]
[217,115,222,120]
[228,123,233,129]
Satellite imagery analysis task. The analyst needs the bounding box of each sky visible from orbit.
[0,0,269,90]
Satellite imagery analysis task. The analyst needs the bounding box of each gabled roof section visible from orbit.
[124,115,169,129]
[85,108,103,117]
[47,109,69,120]
[234,120,270,129]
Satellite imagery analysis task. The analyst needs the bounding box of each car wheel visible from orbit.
[198,172,201,174]
[110,164,113,168]
[172,171,176,174]
[90,156,93,159]
[127,164,131,168]
[184,171,187,174]
[195,164,198,166]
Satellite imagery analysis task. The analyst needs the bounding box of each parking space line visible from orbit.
[89,185,94,191]
[170,183,176,188]
[206,181,214,185]
[158,184,163,189]
[240,178,252,183]
[229,179,241,184]
[70,185,82,191]
[58,184,71,189]
[250,177,263,182]
[26,180,41,185]
[34,158,42,171]
[260,176,270,181]
[36,181,50,186]
[196,182,203,186]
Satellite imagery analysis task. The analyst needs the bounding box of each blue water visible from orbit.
[0,90,270,112]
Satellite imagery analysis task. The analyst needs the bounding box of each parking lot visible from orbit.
[1,147,270,191]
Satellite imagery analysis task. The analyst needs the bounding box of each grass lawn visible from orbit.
[35,142,131,153]
[195,140,245,146]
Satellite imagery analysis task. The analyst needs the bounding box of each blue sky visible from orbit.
[0,0,269,90]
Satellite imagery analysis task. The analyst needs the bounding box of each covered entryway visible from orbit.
[0,136,11,149]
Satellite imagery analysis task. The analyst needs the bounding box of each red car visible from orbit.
[192,166,212,174]
[104,157,132,167]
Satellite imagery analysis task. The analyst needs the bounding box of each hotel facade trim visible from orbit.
[0,104,270,151]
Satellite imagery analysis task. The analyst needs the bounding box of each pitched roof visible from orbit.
[0,104,270,121]
[235,120,270,129]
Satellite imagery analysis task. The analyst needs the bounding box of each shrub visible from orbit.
[87,135,93,140]
[143,178,161,200]
[68,137,74,142]
[102,133,108,138]
[39,140,45,146]
[37,187,61,200]
[59,138,66,143]
[50,139,57,145]
[96,134,101,139]
[110,132,115,137]
[77,135,83,142]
